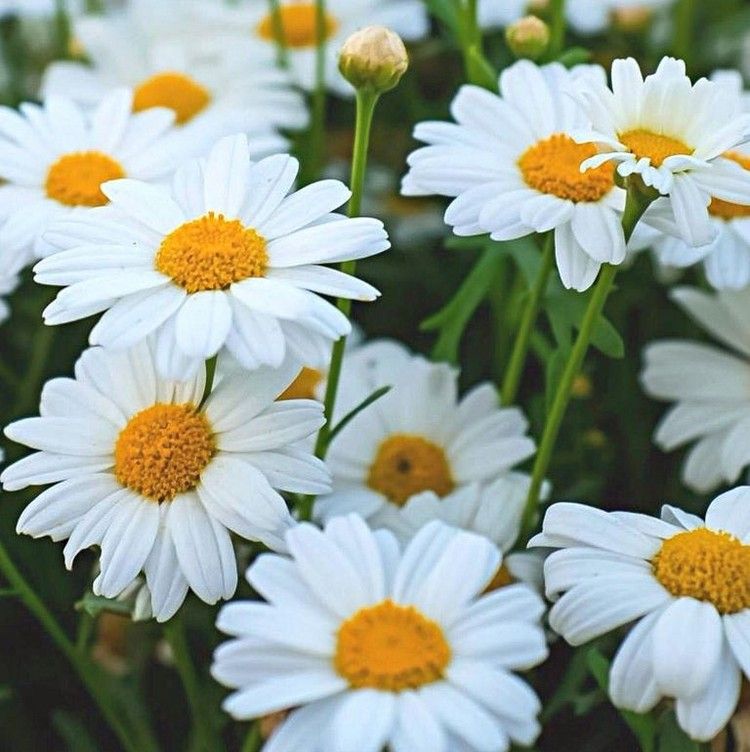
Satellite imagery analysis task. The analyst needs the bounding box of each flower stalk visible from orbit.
[267,0,289,68]
[300,0,328,184]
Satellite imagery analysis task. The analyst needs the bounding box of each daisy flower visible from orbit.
[41,7,308,159]
[531,489,750,741]
[171,0,429,96]
[0,341,330,622]
[315,344,536,528]
[641,285,750,494]
[212,514,548,752]
[0,88,184,274]
[402,60,629,291]
[34,134,389,380]
[574,57,750,248]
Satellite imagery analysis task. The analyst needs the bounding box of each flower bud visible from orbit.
[339,25,409,94]
[505,15,550,61]
[612,6,653,33]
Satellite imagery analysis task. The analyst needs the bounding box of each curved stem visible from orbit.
[163,614,222,752]
[500,234,555,405]
[0,539,155,752]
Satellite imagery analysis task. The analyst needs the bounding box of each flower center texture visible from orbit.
[278,367,324,401]
[155,212,268,293]
[618,129,693,167]
[709,151,750,220]
[367,434,455,506]
[133,72,212,125]
[518,134,614,202]
[114,403,216,502]
[652,527,750,614]
[45,151,125,207]
[256,3,338,49]
[334,600,452,691]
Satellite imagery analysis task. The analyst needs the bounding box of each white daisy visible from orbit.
[0,88,184,275]
[402,60,628,291]
[0,341,331,622]
[34,134,389,381]
[315,343,536,528]
[531,489,750,741]
[574,57,750,248]
[212,514,548,752]
[170,0,429,96]
[41,7,308,159]
[640,285,750,494]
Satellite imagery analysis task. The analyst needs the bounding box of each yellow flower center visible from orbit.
[278,367,324,401]
[114,403,216,503]
[256,3,338,49]
[652,527,750,614]
[518,133,615,203]
[367,434,455,506]
[618,129,693,167]
[133,71,211,125]
[709,151,750,221]
[45,151,125,207]
[155,212,268,293]
[334,600,452,691]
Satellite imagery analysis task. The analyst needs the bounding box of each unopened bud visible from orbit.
[505,15,550,61]
[339,26,408,94]
[612,6,653,33]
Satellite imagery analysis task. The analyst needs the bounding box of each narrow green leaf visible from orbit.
[326,385,391,445]
[75,591,132,618]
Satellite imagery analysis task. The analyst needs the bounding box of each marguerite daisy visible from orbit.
[212,514,548,752]
[41,8,308,159]
[574,57,750,248]
[35,134,389,380]
[402,60,628,291]
[315,343,536,528]
[0,341,330,621]
[641,285,750,494]
[0,88,184,274]
[532,489,750,741]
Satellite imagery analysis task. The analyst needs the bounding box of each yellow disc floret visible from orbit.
[114,403,216,503]
[45,151,125,207]
[335,600,452,691]
[652,527,750,614]
[367,434,455,506]
[518,134,614,202]
[133,72,211,125]
[278,367,324,401]
[618,129,693,167]
[709,151,750,220]
[155,212,268,293]
[256,3,338,49]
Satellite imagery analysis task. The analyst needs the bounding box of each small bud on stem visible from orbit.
[339,25,409,94]
[505,15,550,61]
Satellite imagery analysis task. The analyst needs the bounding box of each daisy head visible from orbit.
[212,515,548,752]
[315,342,536,528]
[402,60,628,291]
[0,89,182,275]
[1,341,331,621]
[41,9,308,158]
[641,285,750,494]
[575,57,750,248]
[532,489,750,741]
[35,134,389,381]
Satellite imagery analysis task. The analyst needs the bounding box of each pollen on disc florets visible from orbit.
[652,527,750,614]
[618,129,694,167]
[518,134,615,202]
[133,71,212,125]
[256,2,338,48]
[155,212,268,293]
[367,434,455,506]
[334,600,452,691]
[278,367,324,401]
[45,151,125,207]
[114,403,216,503]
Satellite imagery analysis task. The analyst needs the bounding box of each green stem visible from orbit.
[0,539,152,752]
[54,0,71,59]
[549,0,567,57]
[673,0,696,65]
[300,0,328,184]
[76,611,95,653]
[267,0,289,68]
[500,234,554,405]
[241,722,263,752]
[14,324,56,420]
[163,614,222,752]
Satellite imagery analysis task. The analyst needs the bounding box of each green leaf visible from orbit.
[556,46,592,67]
[656,710,703,752]
[75,591,131,618]
[421,0,461,34]
[327,385,391,445]
[52,711,101,752]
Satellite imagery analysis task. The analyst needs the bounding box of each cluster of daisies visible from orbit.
[3,0,750,750]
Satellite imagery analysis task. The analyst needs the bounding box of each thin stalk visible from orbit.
[163,614,222,752]
[76,611,95,653]
[519,187,654,540]
[500,234,555,405]
[300,0,328,184]
[14,324,56,420]
[54,0,71,59]
[0,539,153,752]
[241,722,263,752]
[267,0,289,68]
[548,0,567,57]
[673,0,696,65]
